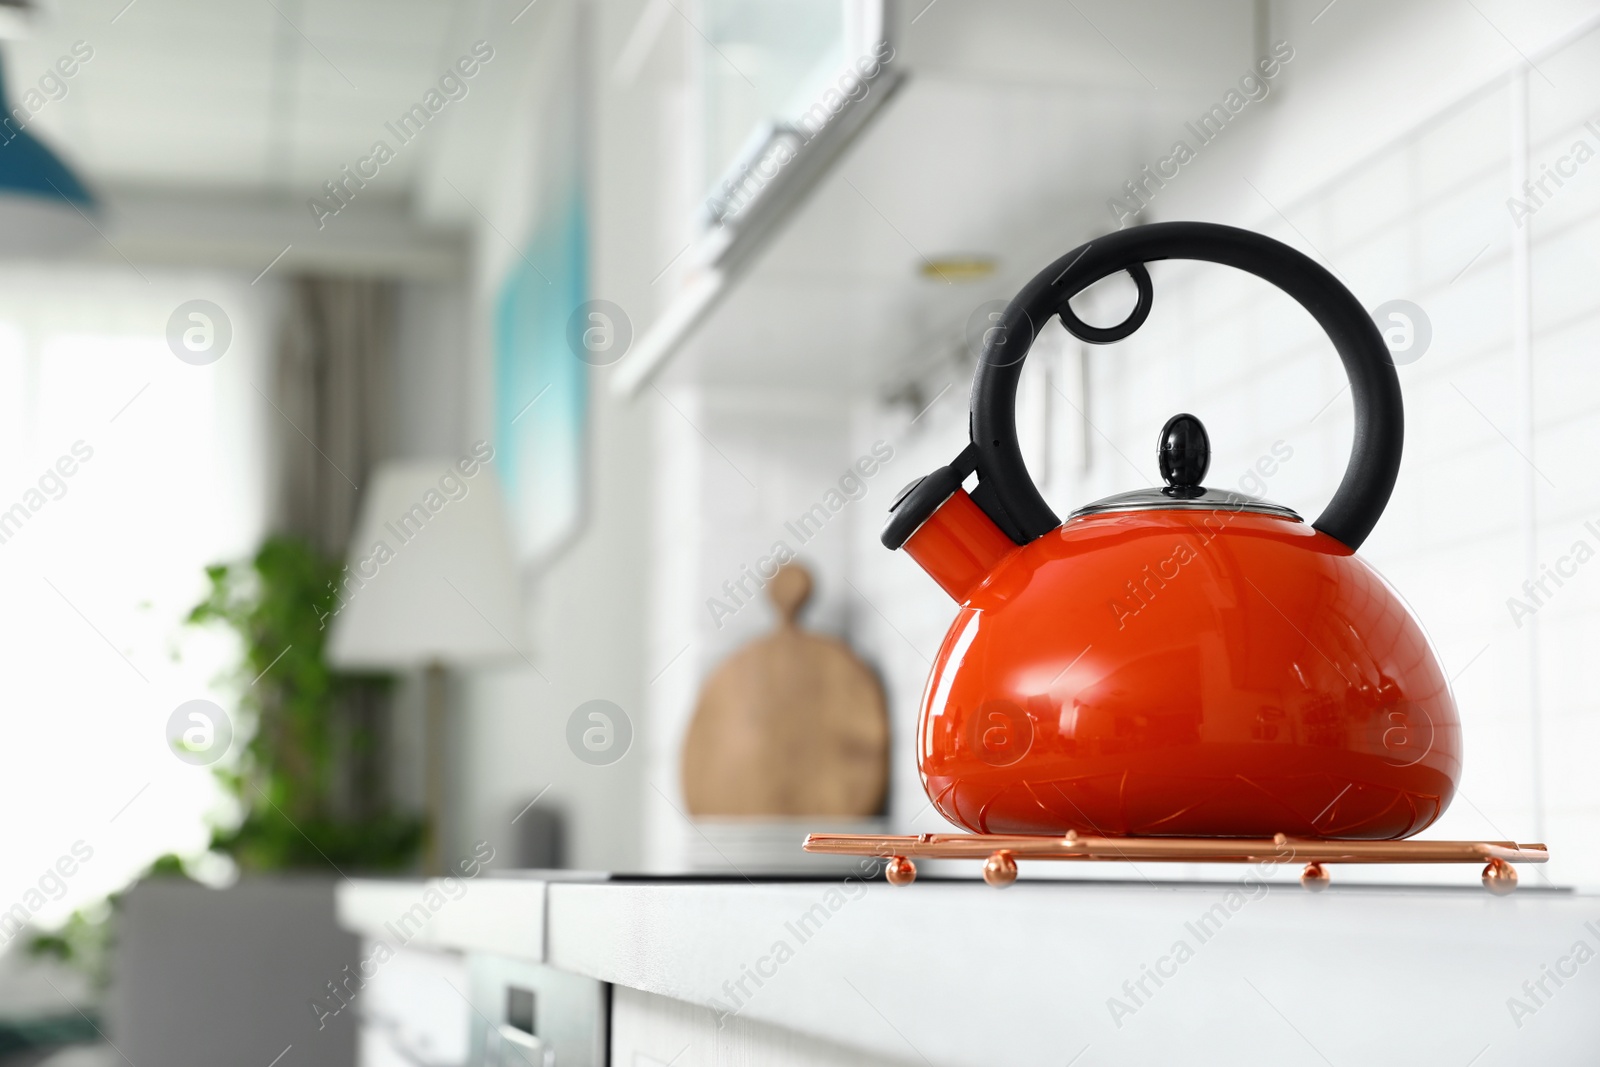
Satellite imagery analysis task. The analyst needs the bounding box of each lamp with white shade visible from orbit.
[326,458,525,874]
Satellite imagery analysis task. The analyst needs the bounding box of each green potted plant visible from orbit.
[187,534,423,871]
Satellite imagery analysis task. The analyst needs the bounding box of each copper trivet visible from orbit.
[803,831,1548,894]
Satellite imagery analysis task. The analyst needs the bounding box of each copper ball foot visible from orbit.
[1300,862,1330,892]
[983,849,1018,888]
[885,855,917,887]
[1482,857,1518,895]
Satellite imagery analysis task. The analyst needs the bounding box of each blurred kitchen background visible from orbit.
[2,0,1600,1062]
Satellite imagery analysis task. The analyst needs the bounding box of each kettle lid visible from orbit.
[1068,413,1301,522]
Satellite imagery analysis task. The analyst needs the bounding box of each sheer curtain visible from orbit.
[0,265,273,927]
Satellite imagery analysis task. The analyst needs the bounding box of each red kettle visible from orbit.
[885,222,1459,840]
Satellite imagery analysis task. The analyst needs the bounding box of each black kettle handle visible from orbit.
[958,221,1402,553]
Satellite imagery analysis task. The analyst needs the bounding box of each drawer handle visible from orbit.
[489,1022,553,1066]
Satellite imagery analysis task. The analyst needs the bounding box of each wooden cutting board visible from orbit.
[682,564,889,817]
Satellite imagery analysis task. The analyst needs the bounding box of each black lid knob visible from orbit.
[1158,413,1210,490]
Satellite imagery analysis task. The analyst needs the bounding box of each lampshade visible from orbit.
[0,53,98,255]
[326,459,526,669]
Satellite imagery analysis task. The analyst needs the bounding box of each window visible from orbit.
[0,266,271,925]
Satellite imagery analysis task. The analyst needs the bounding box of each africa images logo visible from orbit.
[307,42,495,229]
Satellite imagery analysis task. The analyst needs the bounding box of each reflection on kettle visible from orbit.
[883,221,1460,841]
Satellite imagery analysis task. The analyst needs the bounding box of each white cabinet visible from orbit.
[610,986,903,1067]
[466,953,607,1066]
[356,944,470,1067]
[342,876,1600,1066]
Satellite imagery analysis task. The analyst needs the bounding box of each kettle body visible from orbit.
[885,222,1460,840]
[916,509,1458,838]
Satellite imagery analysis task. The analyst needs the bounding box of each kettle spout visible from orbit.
[882,451,1018,601]
[889,483,1016,601]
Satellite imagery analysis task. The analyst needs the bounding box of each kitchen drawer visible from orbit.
[357,943,470,1066]
[466,953,608,1066]
[610,986,905,1067]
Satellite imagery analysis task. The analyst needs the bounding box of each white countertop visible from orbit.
[338,873,1600,1066]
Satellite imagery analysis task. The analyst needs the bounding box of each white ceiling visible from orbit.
[7,0,480,191]
[0,0,577,274]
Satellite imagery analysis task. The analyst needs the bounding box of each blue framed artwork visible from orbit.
[492,21,588,566]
